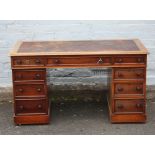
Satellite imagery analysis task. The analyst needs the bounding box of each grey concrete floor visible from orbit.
[0,95,155,135]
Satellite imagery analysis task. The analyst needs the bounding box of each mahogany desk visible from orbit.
[10,39,148,125]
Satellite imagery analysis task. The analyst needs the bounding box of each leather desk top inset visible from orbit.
[10,39,148,56]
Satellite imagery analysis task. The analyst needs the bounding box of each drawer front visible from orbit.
[114,82,144,95]
[13,69,46,82]
[12,57,45,67]
[114,99,145,114]
[47,56,112,66]
[114,56,145,65]
[14,83,46,97]
[15,98,48,115]
[114,68,145,80]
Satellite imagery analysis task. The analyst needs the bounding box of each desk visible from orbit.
[10,39,148,124]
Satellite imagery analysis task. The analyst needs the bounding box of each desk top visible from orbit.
[10,39,148,56]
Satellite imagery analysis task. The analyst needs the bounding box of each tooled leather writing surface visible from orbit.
[18,40,139,53]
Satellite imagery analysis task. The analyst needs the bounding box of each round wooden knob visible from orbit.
[19,88,23,92]
[118,58,123,63]
[136,72,142,77]
[35,59,41,64]
[19,105,24,110]
[117,87,123,91]
[37,88,41,92]
[117,104,123,109]
[38,104,42,109]
[35,74,41,79]
[54,59,59,63]
[17,74,23,79]
[136,86,142,91]
[16,60,22,65]
[136,103,142,108]
[118,72,123,77]
[137,58,143,63]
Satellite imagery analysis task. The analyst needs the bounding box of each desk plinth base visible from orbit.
[14,112,50,125]
[110,113,146,123]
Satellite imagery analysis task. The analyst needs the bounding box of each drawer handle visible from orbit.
[137,58,143,63]
[136,103,143,108]
[35,74,41,79]
[17,74,23,79]
[136,72,143,77]
[117,58,123,63]
[97,58,104,64]
[54,59,59,63]
[18,88,23,92]
[118,72,123,77]
[16,60,22,65]
[37,88,41,92]
[117,87,123,91]
[38,104,42,109]
[19,105,24,110]
[136,86,142,91]
[35,59,41,64]
[117,104,124,109]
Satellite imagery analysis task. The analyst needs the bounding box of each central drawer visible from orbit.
[15,98,48,115]
[47,56,112,66]
[114,82,144,96]
[14,83,46,97]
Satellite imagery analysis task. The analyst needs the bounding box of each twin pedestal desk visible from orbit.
[10,39,148,125]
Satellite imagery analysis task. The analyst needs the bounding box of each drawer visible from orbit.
[114,99,145,114]
[15,98,48,115]
[114,82,144,96]
[14,83,46,97]
[114,68,145,80]
[13,69,46,82]
[12,57,45,67]
[114,56,145,65]
[47,56,112,66]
